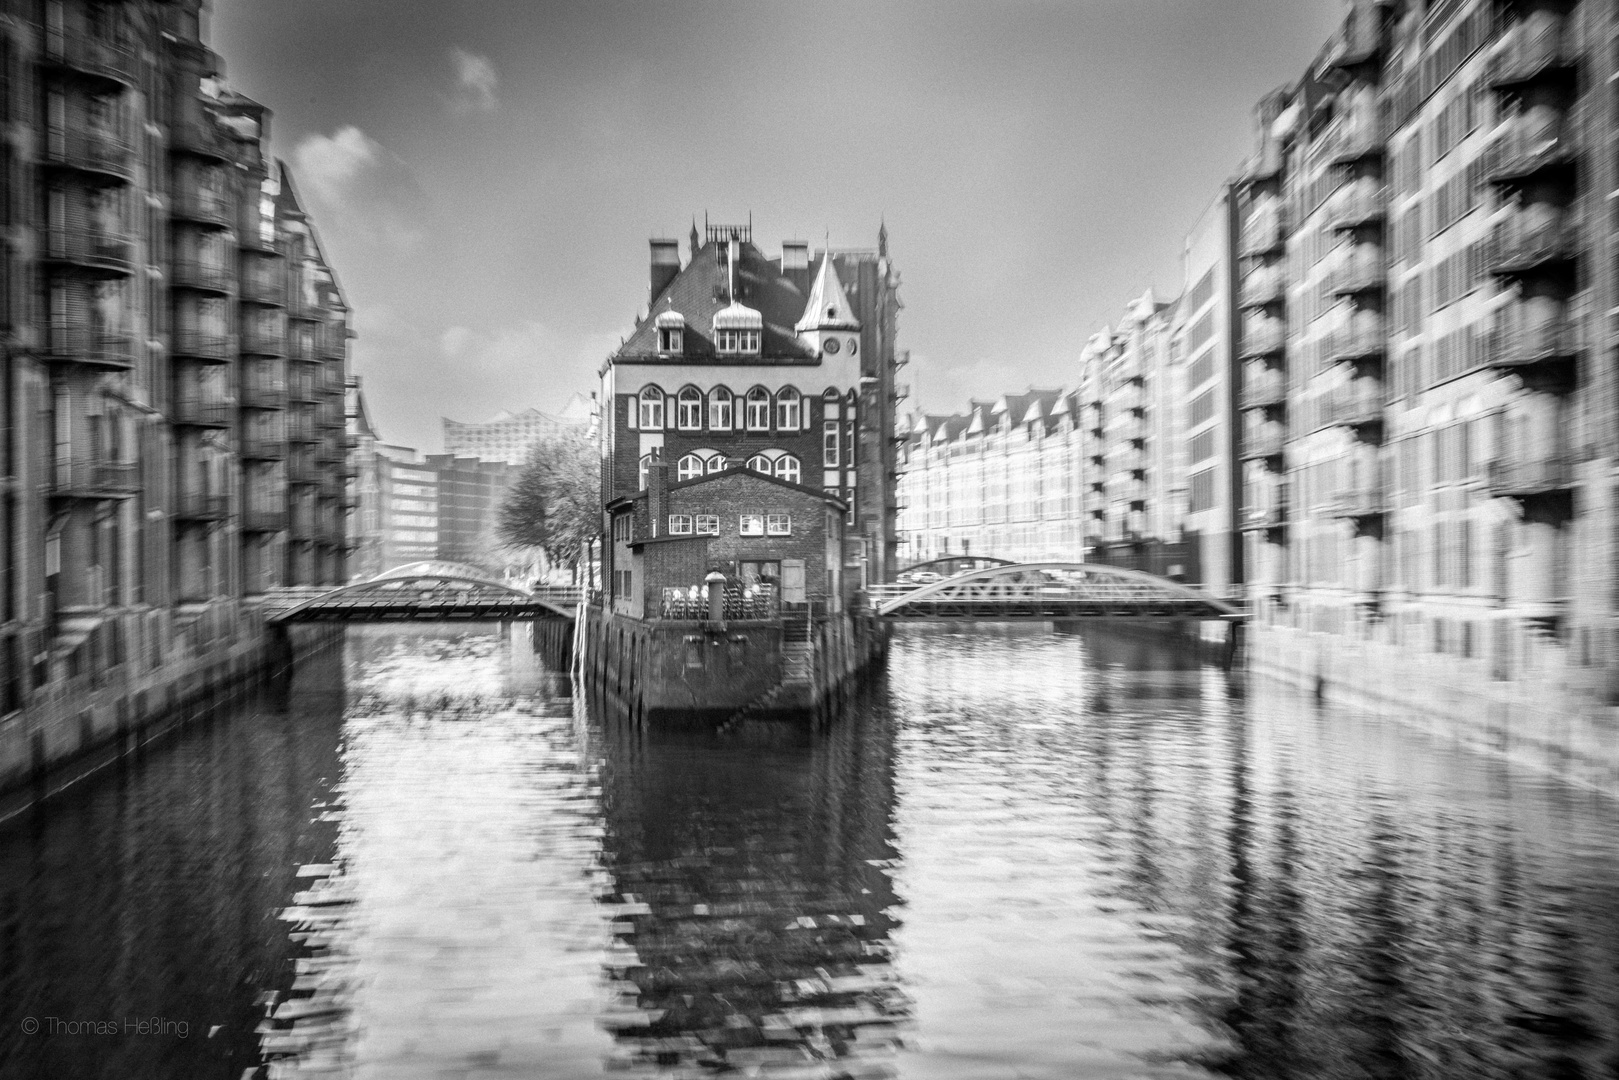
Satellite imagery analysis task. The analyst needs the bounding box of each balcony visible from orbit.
[1327,184,1386,232]
[44,326,136,370]
[316,437,346,464]
[171,260,233,294]
[239,274,285,306]
[171,190,233,229]
[319,334,347,361]
[1484,314,1578,374]
[174,492,229,522]
[1239,320,1286,359]
[241,507,287,533]
[1486,456,1574,498]
[44,128,135,182]
[286,454,319,483]
[286,413,318,444]
[54,458,139,499]
[1321,384,1385,431]
[1239,270,1285,309]
[239,225,282,255]
[1327,251,1386,297]
[1240,501,1288,532]
[1487,213,1578,278]
[1330,126,1385,167]
[1325,19,1382,72]
[1325,323,1387,365]
[43,227,134,275]
[172,398,233,428]
[240,432,286,461]
[1241,428,1285,462]
[1487,117,1576,187]
[1326,485,1386,520]
[240,325,286,357]
[1240,374,1286,411]
[288,516,319,543]
[288,377,319,403]
[1487,17,1576,93]
[170,119,234,162]
[43,33,138,87]
[172,329,231,362]
[287,296,325,323]
[1239,207,1290,257]
[239,378,285,409]
[1239,146,1284,189]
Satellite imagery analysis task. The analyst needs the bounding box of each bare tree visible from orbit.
[497,438,599,584]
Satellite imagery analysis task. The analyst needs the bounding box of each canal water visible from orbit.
[2,623,1617,1079]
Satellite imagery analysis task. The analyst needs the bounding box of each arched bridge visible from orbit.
[263,562,581,624]
[866,563,1243,621]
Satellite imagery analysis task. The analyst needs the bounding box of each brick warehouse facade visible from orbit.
[1236,0,1619,776]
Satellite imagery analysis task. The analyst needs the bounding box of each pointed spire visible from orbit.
[878,220,888,258]
[689,218,700,260]
[795,253,860,333]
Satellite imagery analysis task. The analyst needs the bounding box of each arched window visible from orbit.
[638,454,652,490]
[822,386,841,420]
[747,453,773,474]
[677,386,702,430]
[676,453,704,482]
[745,387,771,431]
[705,454,729,474]
[776,386,801,431]
[638,386,664,429]
[708,386,733,431]
[774,454,801,485]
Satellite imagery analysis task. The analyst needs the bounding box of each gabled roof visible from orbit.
[606,464,849,512]
[616,241,816,362]
[795,254,860,332]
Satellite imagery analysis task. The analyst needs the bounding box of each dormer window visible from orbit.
[713,301,762,355]
[655,310,684,355]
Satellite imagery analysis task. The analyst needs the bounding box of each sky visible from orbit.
[210,0,1344,454]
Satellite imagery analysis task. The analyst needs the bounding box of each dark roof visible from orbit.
[606,464,848,512]
[616,241,816,363]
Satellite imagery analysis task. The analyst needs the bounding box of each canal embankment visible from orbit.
[0,614,341,823]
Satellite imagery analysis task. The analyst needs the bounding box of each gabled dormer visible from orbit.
[712,301,761,355]
[654,308,685,355]
[795,254,860,359]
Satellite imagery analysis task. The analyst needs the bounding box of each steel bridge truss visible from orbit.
[267,562,579,624]
[866,562,1242,621]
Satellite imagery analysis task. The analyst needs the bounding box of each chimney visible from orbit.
[647,449,669,536]
[781,240,809,271]
[649,239,680,301]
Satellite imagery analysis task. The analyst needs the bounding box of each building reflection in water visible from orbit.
[590,678,908,1076]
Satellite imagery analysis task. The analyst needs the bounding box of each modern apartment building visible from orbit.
[346,377,384,581]
[0,1,351,724]
[424,455,509,569]
[376,449,438,571]
[441,394,594,464]
[1238,0,1619,723]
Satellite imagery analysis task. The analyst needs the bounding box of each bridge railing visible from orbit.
[866,563,1243,618]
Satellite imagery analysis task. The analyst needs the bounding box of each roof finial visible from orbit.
[689,218,699,260]
[878,219,888,258]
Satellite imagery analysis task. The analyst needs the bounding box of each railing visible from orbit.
[171,190,233,228]
[1488,16,1574,89]
[286,412,317,443]
[1326,485,1385,519]
[1240,320,1286,358]
[1241,428,1285,460]
[240,324,286,356]
[1240,374,1286,410]
[1487,213,1578,275]
[1488,117,1576,184]
[240,375,286,408]
[172,398,233,427]
[1486,456,1574,497]
[1484,313,1578,369]
[45,128,135,179]
[1327,250,1386,296]
[865,564,1240,619]
[659,584,778,621]
[1241,501,1287,531]
[240,274,285,305]
[1239,270,1285,308]
[172,329,231,361]
[1327,183,1386,231]
[319,333,347,361]
[45,326,136,369]
[175,492,229,521]
[1325,321,1386,364]
[1239,207,1290,257]
[55,459,139,497]
[171,260,233,293]
[240,432,286,460]
[170,119,234,160]
[1331,124,1384,165]
[1320,384,1384,429]
[241,507,287,533]
[45,33,138,84]
[44,227,134,271]
[286,455,319,483]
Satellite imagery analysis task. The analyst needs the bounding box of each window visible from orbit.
[767,513,792,536]
[705,454,728,473]
[677,454,704,482]
[747,453,773,473]
[715,328,761,354]
[1189,467,1216,512]
[823,387,841,420]
[695,514,720,535]
[1189,389,1216,427]
[774,455,801,484]
[823,420,840,466]
[739,514,764,537]
[657,325,682,353]
[611,514,632,542]
[668,514,693,535]
[708,387,733,431]
[638,454,652,490]
[745,387,770,430]
[677,386,702,430]
[776,386,802,430]
[638,386,664,429]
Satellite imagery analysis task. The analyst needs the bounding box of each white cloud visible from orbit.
[449,47,499,114]
[292,126,380,206]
